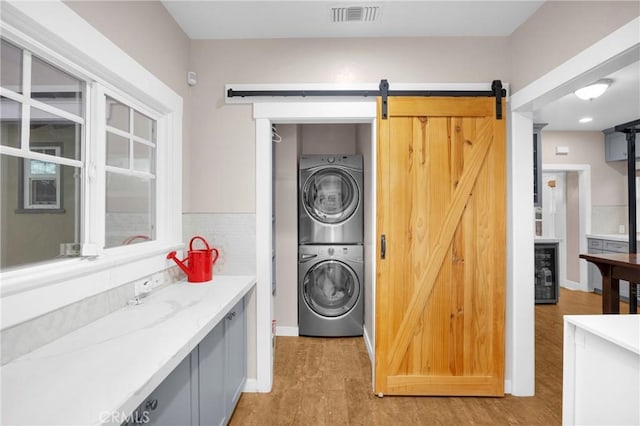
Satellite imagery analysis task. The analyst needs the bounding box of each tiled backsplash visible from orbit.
[182,213,256,275]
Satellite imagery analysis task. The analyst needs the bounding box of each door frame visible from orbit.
[247,82,523,394]
[542,164,592,292]
[508,17,639,396]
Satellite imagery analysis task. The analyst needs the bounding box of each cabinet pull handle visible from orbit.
[146,399,158,411]
[381,234,386,259]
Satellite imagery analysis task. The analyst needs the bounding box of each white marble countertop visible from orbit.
[564,315,640,355]
[534,237,562,243]
[1,275,256,426]
[586,233,640,243]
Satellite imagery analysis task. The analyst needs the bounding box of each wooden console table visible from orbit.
[579,253,639,314]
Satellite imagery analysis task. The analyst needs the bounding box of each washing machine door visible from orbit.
[302,260,360,317]
[302,168,359,224]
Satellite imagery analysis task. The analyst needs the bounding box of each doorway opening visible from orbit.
[540,165,591,292]
[272,123,375,356]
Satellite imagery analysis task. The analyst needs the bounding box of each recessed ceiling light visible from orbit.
[579,117,593,123]
[574,79,612,101]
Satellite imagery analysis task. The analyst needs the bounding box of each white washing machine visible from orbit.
[298,154,363,244]
[298,244,363,337]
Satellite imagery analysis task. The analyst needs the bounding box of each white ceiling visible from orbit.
[534,60,640,131]
[161,1,544,39]
[161,0,639,131]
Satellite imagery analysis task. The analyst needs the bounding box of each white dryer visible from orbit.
[298,154,363,244]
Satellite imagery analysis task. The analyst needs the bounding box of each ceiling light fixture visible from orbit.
[579,117,593,123]
[574,79,612,100]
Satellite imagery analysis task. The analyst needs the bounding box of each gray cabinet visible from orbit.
[587,238,632,299]
[587,238,603,292]
[198,321,226,425]
[198,297,246,426]
[127,297,247,426]
[603,128,640,162]
[125,355,195,426]
[224,298,246,416]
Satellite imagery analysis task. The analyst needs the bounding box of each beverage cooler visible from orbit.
[534,242,559,304]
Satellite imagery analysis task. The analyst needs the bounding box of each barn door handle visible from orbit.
[381,234,386,259]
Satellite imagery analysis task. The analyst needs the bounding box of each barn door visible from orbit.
[374,96,506,396]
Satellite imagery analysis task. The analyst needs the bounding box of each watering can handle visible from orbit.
[211,248,219,265]
[189,236,211,251]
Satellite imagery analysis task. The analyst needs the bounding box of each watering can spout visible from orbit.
[166,251,191,275]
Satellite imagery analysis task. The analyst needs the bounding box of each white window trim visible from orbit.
[0,1,183,329]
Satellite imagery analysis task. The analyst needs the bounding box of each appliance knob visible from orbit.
[328,156,335,163]
[328,247,335,256]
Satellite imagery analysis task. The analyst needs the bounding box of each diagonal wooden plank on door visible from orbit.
[386,120,493,375]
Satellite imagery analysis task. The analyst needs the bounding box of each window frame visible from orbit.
[0,1,183,324]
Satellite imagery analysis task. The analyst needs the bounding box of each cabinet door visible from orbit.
[225,298,246,415]
[198,320,226,426]
[603,240,631,299]
[128,355,193,426]
[604,130,640,161]
[587,239,603,292]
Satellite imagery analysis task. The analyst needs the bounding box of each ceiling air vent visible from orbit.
[331,6,379,23]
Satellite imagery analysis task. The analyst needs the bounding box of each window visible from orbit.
[1,39,84,269]
[0,37,162,270]
[22,145,63,210]
[104,95,157,248]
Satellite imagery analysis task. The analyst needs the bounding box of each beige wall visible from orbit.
[301,124,356,155]
[542,131,627,206]
[509,1,640,92]
[566,172,580,283]
[187,37,510,212]
[64,1,194,208]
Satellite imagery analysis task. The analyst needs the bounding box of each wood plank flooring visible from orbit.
[231,289,627,425]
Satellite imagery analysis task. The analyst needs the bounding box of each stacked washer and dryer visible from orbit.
[298,155,364,337]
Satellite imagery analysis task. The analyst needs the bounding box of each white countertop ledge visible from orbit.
[1,275,256,426]
[564,315,640,355]
[586,233,640,243]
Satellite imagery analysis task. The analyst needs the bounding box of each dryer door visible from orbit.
[302,260,360,317]
[302,168,359,224]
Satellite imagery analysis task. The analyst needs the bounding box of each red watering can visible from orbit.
[167,236,219,283]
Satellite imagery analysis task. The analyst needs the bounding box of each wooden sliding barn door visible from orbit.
[374,97,506,396]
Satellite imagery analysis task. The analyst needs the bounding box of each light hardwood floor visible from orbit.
[231,289,627,425]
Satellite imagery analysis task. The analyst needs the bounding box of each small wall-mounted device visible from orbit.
[555,146,569,155]
[187,71,197,86]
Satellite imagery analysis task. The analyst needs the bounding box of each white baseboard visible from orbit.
[243,378,259,392]
[504,379,512,395]
[275,326,298,336]
[561,280,588,292]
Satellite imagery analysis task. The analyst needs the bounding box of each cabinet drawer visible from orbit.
[588,239,603,251]
[604,240,628,253]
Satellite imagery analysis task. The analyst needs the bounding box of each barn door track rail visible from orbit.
[227,79,506,119]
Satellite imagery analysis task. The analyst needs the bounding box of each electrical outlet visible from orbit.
[134,279,152,297]
[150,272,164,290]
